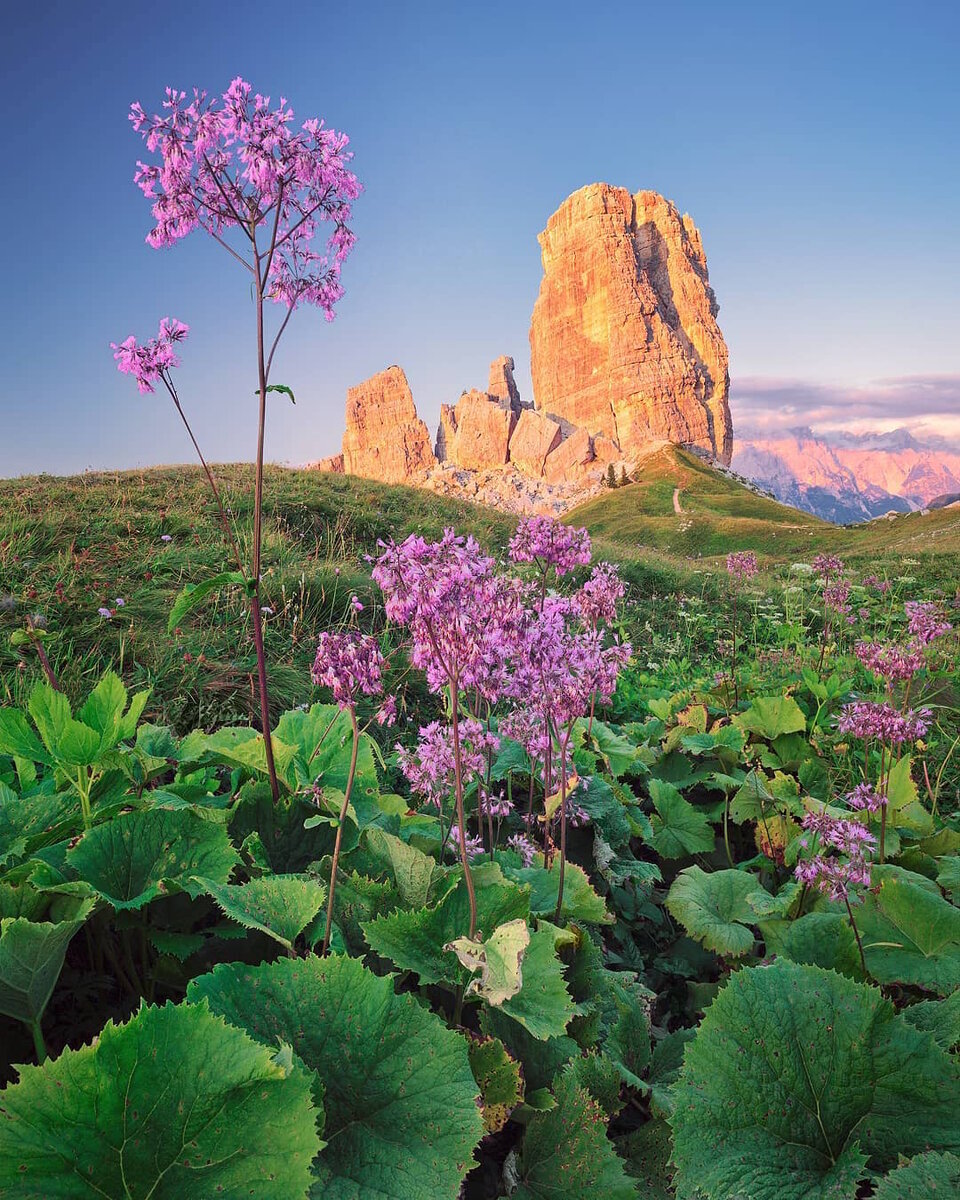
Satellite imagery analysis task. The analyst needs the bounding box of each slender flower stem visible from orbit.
[553,728,572,923]
[321,707,359,956]
[26,616,60,691]
[163,377,245,577]
[252,230,280,802]
[450,681,478,940]
[844,894,868,977]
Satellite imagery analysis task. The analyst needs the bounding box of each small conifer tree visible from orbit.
[606,463,617,488]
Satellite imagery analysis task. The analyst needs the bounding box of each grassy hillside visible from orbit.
[2,453,957,729]
[0,465,515,726]
[573,446,960,579]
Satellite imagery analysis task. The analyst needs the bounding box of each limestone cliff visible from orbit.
[529,184,732,464]
[340,366,435,484]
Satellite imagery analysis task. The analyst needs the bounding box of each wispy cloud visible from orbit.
[730,374,960,447]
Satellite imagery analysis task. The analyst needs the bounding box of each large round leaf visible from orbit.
[0,1000,319,1198]
[666,866,759,957]
[873,1151,960,1199]
[65,807,239,910]
[671,960,960,1200]
[195,874,327,951]
[188,954,483,1200]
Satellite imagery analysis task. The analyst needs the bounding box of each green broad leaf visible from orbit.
[76,671,127,750]
[362,860,529,987]
[352,827,436,908]
[872,1152,960,1199]
[671,961,960,1200]
[665,867,759,957]
[646,1028,695,1118]
[479,1005,579,1092]
[0,893,94,1025]
[681,724,746,757]
[581,719,639,777]
[901,991,960,1051]
[0,710,51,765]
[0,790,79,863]
[56,718,102,767]
[0,1000,319,1198]
[446,918,530,1005]
[734,695,806,741]
[188,955,483,1200]
[565,1052,625,1117]
[148,929,205,961]
[276,705,380,816]
[842,873,960,994]
[938,855,960,901]
[730,768,803,824]
[230,783,343,874]
[603,976,653,1090]
[468,1036,524,1133]
[328,869,399,955]
[886,755,935,836]
[617,1118,675,1199]
[500,855,611,924]
[180,725,298,783]
[577,773,632,847]
[27,684,71,756]
[760,911,866,979]
[260,383,297,404]
[167,569,247,632]
[510,1065,636,1200]
[746,880,802,919]
[647,780,714,859]
[196,874,327,951]
[66,807,240,911]
[499,922,576,1040]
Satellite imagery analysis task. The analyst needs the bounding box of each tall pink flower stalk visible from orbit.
[374,521,629,937]
[123,79,361,801]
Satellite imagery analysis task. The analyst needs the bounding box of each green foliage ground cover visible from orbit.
[0,458,958,1198]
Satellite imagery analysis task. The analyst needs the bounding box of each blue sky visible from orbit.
[3,0,959,476]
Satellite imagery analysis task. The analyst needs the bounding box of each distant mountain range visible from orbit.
[731,427,960,524]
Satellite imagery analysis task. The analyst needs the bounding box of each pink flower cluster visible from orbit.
[397,718,499,809]
[509,515,592,576]
[372,529,527,700]
[812,554,844,581]
[111,318,189,394]
[311,631,383,709]
[369,518,630,859]
[823,579,853,620]
[726,550,758,583]
[837,700,932,745]
[905,600,953,646]
[130,79,361,315]
[854,640,925,683]
[843,781,885,813]
[576,562,625,628]
[795,807,875,902]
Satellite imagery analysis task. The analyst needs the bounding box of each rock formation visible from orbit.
[312,183,735,514]
[488,355,523,416]
[340,366,435,484]
[439,390,515,471]
[509,409,562,477]
[529,184,732,465]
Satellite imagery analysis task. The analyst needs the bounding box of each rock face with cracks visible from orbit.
[340,366,436,484]
[529,183,732,465]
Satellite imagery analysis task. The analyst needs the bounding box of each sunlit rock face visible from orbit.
[529,184,732,465]
[341,366,436,484]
